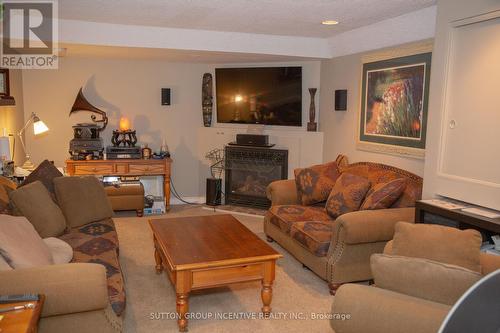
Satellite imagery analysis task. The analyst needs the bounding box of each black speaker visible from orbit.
[335,90,347,111]
[206,178,221,206]
[236,134,269,146]
[161,88,171,105]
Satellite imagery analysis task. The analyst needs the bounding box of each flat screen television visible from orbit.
[215,66,302,126]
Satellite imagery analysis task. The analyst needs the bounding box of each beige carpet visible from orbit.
[114,206,333,332]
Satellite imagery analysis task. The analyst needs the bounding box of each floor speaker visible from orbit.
[206,178,222,206]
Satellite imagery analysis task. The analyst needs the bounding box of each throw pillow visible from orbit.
[294,161,341,205]
[371,253,482,306]
[19,160,63,199]
[9,181,67,238]
[392,222,482,272]
[360,178,407,210]
[0,215,54,268]
[325,173,371,219]
[43,237,73,264]
[54,176,114,228]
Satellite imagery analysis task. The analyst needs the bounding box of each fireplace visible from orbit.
[225,145,288,208]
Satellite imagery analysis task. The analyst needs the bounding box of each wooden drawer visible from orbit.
[191,263,263,289]
[129,164,165,174]
[74,164,114,175]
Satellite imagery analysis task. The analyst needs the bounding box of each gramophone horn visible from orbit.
[69,88,108,131]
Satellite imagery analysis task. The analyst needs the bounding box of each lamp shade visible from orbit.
[33,119,49,135]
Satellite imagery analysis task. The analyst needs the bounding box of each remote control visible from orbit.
[0,294,39,304]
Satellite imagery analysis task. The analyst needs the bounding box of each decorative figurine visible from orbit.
[202,73,213,127]
[307,88,317,132]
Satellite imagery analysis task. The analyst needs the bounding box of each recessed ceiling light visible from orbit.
[322,20,339,25]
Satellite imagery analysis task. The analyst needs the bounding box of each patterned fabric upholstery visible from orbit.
[294,155,348,206]
[361,178,407,210]
[325,173,371,219]
[340,162,422,208]
[290,221,334,257]
[266,205,332,235]
[59,218,125,316]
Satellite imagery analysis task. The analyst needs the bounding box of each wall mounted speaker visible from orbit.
[335,90,347,111]
[161,88,171,106]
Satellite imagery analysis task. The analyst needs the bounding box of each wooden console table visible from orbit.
[66,158,172,211]
[415,200,500,239]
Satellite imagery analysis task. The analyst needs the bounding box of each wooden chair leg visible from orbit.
[136,209,143,217]
[266,236,274,243]
[328,282,343,296]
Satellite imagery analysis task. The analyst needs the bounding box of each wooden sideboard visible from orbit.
[66,158,172,211]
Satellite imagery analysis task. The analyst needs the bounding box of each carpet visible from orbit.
[114,206,334,332]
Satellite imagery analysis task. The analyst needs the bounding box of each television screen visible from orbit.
[215,67,302,126]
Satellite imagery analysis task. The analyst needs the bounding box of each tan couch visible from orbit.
[264,158,422,294]
[0,176,123,333]
[330,239,500,333]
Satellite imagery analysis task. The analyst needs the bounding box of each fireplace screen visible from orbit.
[225,146,288,208]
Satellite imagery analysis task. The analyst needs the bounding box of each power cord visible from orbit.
[169,176,199,205]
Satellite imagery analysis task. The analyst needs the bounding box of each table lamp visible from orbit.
[18,112,49,170]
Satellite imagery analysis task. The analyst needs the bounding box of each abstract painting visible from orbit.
[359,52,431,156]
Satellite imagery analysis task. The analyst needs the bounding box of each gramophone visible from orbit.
[68,88,108,160]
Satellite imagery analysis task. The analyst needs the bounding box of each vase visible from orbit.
[307,88,317,131]
[202,73,213,127]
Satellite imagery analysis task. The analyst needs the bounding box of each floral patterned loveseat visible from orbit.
[264,155,423,294]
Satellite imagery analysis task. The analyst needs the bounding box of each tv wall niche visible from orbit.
[215,66,302,127]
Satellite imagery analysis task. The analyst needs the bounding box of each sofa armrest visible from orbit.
[480,253,500,275]
[0,263,108,318]
[266,179,298,206]
[332,207,415,245]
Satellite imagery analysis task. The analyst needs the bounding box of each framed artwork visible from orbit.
[0,69,10,97]
[358,52,432,158]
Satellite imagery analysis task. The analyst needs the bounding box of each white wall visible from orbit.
[423,0,500,208]
[319,50,425,176]
[21,57,321,198]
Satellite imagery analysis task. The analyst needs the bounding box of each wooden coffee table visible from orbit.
[149,214,282,332]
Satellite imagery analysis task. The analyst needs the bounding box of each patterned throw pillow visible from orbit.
[294,161,341,206]
[325,173,371,219]
[361,178,407,210]
[19,160,63,199]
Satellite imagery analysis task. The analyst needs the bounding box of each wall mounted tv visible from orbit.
[215,66,302,126]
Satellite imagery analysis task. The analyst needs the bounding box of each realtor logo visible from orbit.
[1,0,58,69]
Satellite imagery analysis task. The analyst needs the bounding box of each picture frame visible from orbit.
[0,69,10,97]
[357,43,432,159]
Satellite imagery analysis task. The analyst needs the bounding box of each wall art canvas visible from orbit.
[358,52,431,157]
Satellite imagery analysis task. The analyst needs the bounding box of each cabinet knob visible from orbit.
[92,168,97,172]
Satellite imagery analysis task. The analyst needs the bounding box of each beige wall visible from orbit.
[21,57,321,197]
[319,50,425,176]
[0,69,25,166]
[22,57,211,196]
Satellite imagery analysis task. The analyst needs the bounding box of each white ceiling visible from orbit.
[59,0,436,38]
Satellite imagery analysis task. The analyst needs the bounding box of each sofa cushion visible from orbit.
[54,176,114,228]
[9,181,67,238]
[43,237,73,264]
[361,178,407,210]
[0,215,54,268]
[290,221,333,257]
[0,184,12,215]
[19,160,63,199]
[371,253,482,305]
[59,218,125,316]
[266,205,332,235]
[340,162,422,208]
[325,173,371,219]
[294,161,341,206]
[392,222,482,272]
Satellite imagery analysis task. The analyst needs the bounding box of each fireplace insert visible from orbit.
[225,146,288,208]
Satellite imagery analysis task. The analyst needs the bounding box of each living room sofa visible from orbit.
[330,222,500,333]
[264,155,423,294]
[0,174,124,333]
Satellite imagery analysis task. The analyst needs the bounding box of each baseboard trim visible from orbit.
[170,196,205,205]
